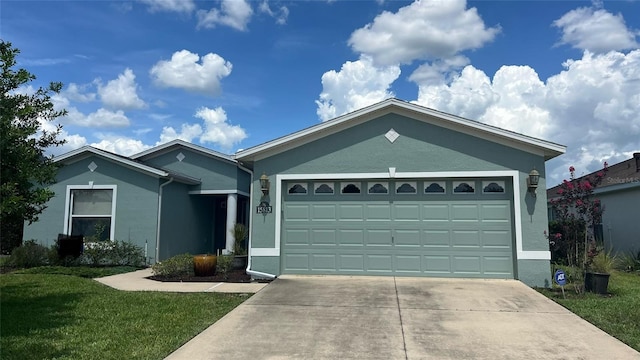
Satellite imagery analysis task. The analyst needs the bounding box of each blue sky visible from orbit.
[3,0,639,186]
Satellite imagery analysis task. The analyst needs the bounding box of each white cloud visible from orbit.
[37,117,87,156]
[195,106,247,149]
[91,135,151,156]
[158,123,203,144]
[348,0,499,66]
[64,83,96,103]
[412,50,640,185]
[138,0,195,14]
[553,6,639,53]
[197,0,253,31]
[150,50,232,96]
[316,56,401,121]
[97,68,146,110]
[64,108,130,128]
[259,0,289,25]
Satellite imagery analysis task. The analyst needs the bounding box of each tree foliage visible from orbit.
[1,41,67,253]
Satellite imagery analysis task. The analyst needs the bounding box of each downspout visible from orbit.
[155,177,174,263]
[237,162,277,280]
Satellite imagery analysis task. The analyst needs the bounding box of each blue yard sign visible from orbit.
[554,269,567,299]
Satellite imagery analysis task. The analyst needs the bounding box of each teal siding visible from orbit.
[599,185,640,255]
[23,156,160,262]
[158,182,214,260]
[142,148,239,191]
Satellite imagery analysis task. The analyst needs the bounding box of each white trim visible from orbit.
[63,184,117,241]
[517,251,551,260]
[188,189,250,197]
[55,146,168,177]
[131,139,236,163]
[270,170,537,260]
[251,248,280,257]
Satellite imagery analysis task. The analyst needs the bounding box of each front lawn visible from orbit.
[537,270,640,352]
[0,268,248,360]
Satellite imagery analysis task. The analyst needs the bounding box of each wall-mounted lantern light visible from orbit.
[260,173,270,196]
[527,168,540,196]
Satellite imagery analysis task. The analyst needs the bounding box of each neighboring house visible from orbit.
[24,99,566,287]
[547,154,640,256]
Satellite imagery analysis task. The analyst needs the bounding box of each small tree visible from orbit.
[549,164,608,268]
[0,41,67,253]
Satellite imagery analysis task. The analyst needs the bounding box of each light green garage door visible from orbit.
[281,179,514,278]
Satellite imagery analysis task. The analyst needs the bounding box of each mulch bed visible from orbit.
[147,269,271,283]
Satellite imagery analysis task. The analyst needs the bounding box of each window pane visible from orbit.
[72,189,113,215]
[71,218,111,241]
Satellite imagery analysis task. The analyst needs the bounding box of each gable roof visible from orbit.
[54,146,201,185]
[131,139,236,165]
[235,98,566,162]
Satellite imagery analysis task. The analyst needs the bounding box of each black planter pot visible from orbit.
[232,255,248,270]
[585,271,610,294]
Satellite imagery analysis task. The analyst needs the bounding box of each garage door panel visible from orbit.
[311,254,337,271]
[483,256,513,276]
[367,255,393,272]
[311,229,336,246]
[395,229,421,247]
[452,256,482,274]
[423,255,451,273]
[423,230,451,247]
[451,230,481,247]
[338,204,364,221]
[422,204,450,221]
[395,255,422,273]
[366,229,393,246]
[311,204,336,220]
[339,254,365,271]
[394,204,421,221]
[365,204,392,221]
[283,253,309,271]
[338,229,364,246]
[480,204,510,222]
[284,229,310,245]
[482,230,512,248]
[285,204,310,221]
[451,204,480,222]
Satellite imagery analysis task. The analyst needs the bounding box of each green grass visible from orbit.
[1,270,248,360]
[11,265,140,278]
[537,270,640,352]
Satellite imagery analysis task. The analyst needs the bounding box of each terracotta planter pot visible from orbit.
[193,254,217,277]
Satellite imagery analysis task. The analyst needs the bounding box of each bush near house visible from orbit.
[151,253,194,277]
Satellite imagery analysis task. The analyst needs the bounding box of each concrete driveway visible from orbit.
[166,275,639,360]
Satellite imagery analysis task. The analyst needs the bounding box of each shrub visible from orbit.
[618,249,640,272]
[216,255,234,280]
[151,253,194,277]
[80,240,145,267]
[7,240,50,268]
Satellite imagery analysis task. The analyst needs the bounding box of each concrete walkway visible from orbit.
[95,268,268,293]
[166,275,640,360]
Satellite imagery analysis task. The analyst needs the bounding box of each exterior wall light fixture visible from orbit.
[527,168,540,197]
[260,173,270,196]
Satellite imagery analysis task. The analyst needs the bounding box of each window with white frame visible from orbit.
[66,186,116,241]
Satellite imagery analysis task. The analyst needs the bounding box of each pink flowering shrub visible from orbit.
[548,163,608,268]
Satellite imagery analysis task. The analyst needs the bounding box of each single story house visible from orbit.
[547,153,640,256]
[24,98,565,287]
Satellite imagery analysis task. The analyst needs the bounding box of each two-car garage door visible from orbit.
[281,179,515,279]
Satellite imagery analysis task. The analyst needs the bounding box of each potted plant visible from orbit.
[193,253,217,276]
[231,223,248,270]
[585,244,616,294]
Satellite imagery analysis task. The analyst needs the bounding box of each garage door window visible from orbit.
[368,182,388,194]
[341,183,361,194]
[425,181,445,194]
[396,182,417,194]
[453,181,475,193]
[314,183,334,194]
[483,181,505,193]
[288,183,308,194]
